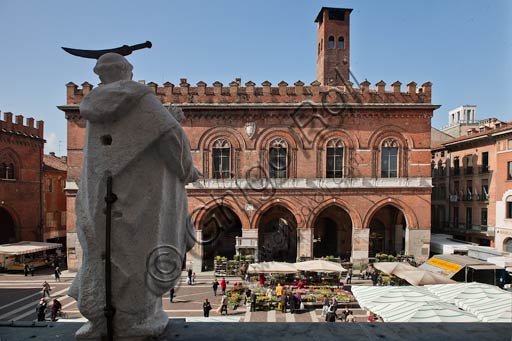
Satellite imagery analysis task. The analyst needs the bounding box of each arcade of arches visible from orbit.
[191,200,424,272]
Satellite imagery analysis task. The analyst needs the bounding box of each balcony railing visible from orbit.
[452,168,461,176]
[477,193,489,201]
[464,167,473,175]
[479,165,489,173]
[463,194,473,201]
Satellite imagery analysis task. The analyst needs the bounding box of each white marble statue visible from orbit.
[69,53,198,339]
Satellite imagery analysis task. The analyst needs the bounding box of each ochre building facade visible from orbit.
[61,7,438,272]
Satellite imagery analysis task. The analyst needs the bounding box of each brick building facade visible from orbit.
[60,7,438,272]
[0,112,44,243]
[431,122,512,251]
[42,153,67,246]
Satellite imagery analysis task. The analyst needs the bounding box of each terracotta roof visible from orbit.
[43,154,67,172]
[437,122,511,148]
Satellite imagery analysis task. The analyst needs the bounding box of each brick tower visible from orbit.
[315,7,352,85]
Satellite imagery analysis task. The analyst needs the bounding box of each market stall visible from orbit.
[0,241,62,271]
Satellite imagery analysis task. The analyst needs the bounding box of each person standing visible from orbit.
[346,268,353,284]
[54,267,62,282]
[30,264,35,276]
[258,274,265,287]
[36,299,47,321]
[50,298,62,322]
[192,272,196,285]
[169,288,175,303]
[220,294,228,315]
[24,263,29,276]
[220,277,227,295]
[346,310,355,322]
[280,291,287,313]
[212,278,219,296]
[187,268,193,285]
[288,292,296,314]
[203,299,212,317]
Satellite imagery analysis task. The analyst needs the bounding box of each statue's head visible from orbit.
[94,53,133,84]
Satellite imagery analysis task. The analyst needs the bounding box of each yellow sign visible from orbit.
[427,258,463,273]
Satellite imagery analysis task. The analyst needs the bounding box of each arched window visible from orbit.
[328,36,335,49]
[212,138,230,179]
[7,163,14,180]
[269,138,288,178]
[381,139,399,178]
[505,238,512,253]
[0,163,6,179]
[326,139,344,178]
[337,37,345,49]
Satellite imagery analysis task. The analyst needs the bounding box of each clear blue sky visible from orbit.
[0,0,510,155]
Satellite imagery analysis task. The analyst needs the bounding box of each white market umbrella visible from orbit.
[382,301,480,322]
[351,286,438,310]
[373,262,417,275]
[295,260,347,273]
[425,282,510,304]
[393,270,456,286]
[454,295,512,323]
[247,261,297,274]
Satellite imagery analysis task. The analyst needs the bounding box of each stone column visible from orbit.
[405,228,431,263]
[394,224,404,254]
[186,229,203,273]
[351,227,369,267]
[297,228,313,259]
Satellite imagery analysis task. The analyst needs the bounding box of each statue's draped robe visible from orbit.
[69,80,196,336]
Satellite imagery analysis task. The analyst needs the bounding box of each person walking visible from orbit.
[54,267,62,282]
[30,264,35,276]
[187,268,193,285]
[250,292,257,312]
[288,292,296,314]
[321,295,329,317]
[346,310,355,322]
[192,272,196,285]
[202,298,212,317]
[50,298,62,322]
[42,281,51,298]
[212,278,219,296]
[220,294,228,315]
[36,298,47,321]
[169,288,175,303]
[220,277,227,295]
[24,263,29,276]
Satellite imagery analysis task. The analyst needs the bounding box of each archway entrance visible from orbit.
[313,205,352,260]
[369,205,406,257]
[0,208,16,244]
[258,205,297,262]
[201,206,242,271]
[505,238,512,253]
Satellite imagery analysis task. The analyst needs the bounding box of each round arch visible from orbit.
[251,198,303,230]
[307,198,362,229]
[196,127,246,151]
[256,203,298,262]
[0,148,23,179]
[367,125,412,150]
[254,128,303,151]
[312,128,358,151]
[311,204,353,260]
[504,238,512,253]
[362,197,419,229]
[199,205,243,271]
[192,199,250,232]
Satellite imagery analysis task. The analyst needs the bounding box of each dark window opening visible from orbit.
[337,37,345,49]
[212,139,230,179]
[269,138,288,179]
[326,139,343,178]
[328,36,335,49]
[381,139,398,178]
[329,9,345,21]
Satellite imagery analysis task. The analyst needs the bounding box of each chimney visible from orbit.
[196,81,207,96]
[294,80,304,96]
[407,81,417,95]
[278,81,288,96]
[245,81,255,96]
[212,81,223,96]
[82,82,93,95]
[229,81,239,97]
[391,81,401,94]
[376,80,386,95]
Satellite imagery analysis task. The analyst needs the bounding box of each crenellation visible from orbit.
[0,112,44,138]
[65,79,433,105]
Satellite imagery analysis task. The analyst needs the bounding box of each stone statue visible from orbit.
[68,53,198,339]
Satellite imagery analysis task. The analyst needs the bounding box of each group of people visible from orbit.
[278,289,304,314]
[23,263,36,276]
[201,294,228,317]
[212,277,227,296]
[322,298,355,323]
[35,298,62,322]
[361,264,383,286]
